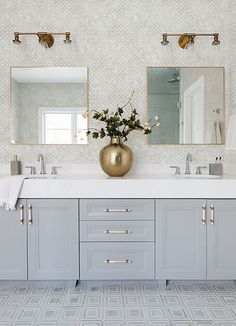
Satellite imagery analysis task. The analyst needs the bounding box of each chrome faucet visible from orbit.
[37,154,46,174]
[185,153,193,175]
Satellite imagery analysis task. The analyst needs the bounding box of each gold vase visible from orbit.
[99,137,133,177]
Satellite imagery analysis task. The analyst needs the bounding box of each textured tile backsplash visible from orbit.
[0,0,235,166]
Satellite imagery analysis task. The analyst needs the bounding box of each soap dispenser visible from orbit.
[209,157,223,176]
[10,155,21,175]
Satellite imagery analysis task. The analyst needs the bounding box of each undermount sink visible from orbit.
[174,174,221,179]
[26,175,53,179]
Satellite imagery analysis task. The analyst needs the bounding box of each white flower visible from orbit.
[155,115,159,121]
[144,122,149,127]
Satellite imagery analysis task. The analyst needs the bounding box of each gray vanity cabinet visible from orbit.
[207,200,236,280]
[156,199,207,280]
[27,199,79,280]
[0,200,27,280]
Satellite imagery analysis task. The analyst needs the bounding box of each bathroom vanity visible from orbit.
[1,175,236,284]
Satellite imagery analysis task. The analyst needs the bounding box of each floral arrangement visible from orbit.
[84,92,159,142]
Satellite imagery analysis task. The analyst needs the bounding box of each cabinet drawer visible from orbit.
[80,220,154,242]
[80,242,154,280]
[80,199,154,221]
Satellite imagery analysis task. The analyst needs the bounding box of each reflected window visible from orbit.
[39,107,88,144]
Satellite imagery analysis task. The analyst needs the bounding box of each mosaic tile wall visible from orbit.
[0,0,235,166]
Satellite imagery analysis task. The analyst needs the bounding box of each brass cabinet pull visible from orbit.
[19,204,24,224]
[104,230,132,234]
[202,205,206,225]
[104,208,132,213]
[210,205,215,225]
[28,204,33,224]
[104,259,132,264]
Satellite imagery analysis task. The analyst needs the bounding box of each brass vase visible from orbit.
[99,137,133,177]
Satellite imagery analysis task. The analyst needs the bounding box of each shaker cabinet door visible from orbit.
[27,199,79,280]
[0,200,27,280]
[207,200,236,280]
[156,199,207,280]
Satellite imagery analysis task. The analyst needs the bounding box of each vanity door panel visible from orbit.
[156,199,207,280]
[27,199,79,280]
[207,200,236,279]
[0,200,27,280]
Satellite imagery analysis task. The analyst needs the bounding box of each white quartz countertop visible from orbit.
[16,173,236,199]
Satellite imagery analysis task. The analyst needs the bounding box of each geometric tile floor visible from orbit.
[1,281,236,325]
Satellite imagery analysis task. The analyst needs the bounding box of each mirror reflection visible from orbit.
[11,67,88,145]
[147,67,224,145]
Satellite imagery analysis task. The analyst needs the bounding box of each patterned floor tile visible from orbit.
[208,307,233,320]
[200,295,224,307]
[143,295,163,306]
[64,295,83,306]
[181,295,203,307]
[166,308,189,320]
[146,307,166,320]
[188,307,210,320]
[104,307,124,320]
[125,307,145,320]
[124,295,143,306]
[84,295,102,306]
[104,295,123,306]
[162,295,183,306]
[81,307,103,320]
[15,307,39,322]
[0,281,235,324]
[221,295,236,305]
[36,307,60,321]
[150,322,170,326]
[59,307,81,321]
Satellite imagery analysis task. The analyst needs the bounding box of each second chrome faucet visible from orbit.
[37,153,46,174]
[185,153,193,175]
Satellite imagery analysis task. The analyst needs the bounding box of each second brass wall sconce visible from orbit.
[161,33,220,49]
[13,32,72,48]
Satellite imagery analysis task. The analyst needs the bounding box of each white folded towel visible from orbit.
[0,175,25,210]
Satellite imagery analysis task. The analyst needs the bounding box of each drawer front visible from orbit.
[80,199,154,221]
[80,242,154,280]
[80,220,154,242]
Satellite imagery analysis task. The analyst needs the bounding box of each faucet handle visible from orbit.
[25,166,36,175]
[196,166,207,175]
[51,166,62,175]
[170,166,181,175]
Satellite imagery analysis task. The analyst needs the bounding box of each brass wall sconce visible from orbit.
[13,32,72,48]
[161,33,220,49]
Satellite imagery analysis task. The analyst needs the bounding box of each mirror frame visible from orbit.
[146,66,225,145]
[10,66,89,146]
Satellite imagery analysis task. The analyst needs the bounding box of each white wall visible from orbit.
[0,0,235,165]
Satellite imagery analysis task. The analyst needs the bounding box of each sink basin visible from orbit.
[174,174,221,179]
[26,175,53,180]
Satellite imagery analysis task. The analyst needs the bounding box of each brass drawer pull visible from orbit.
[104,230,132,235]
[28,204,33,224]
[104,208,132,213]
[19,204,24,224]
[104,259,132,264]
[210,205,215,225]
[202,205,206,225]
